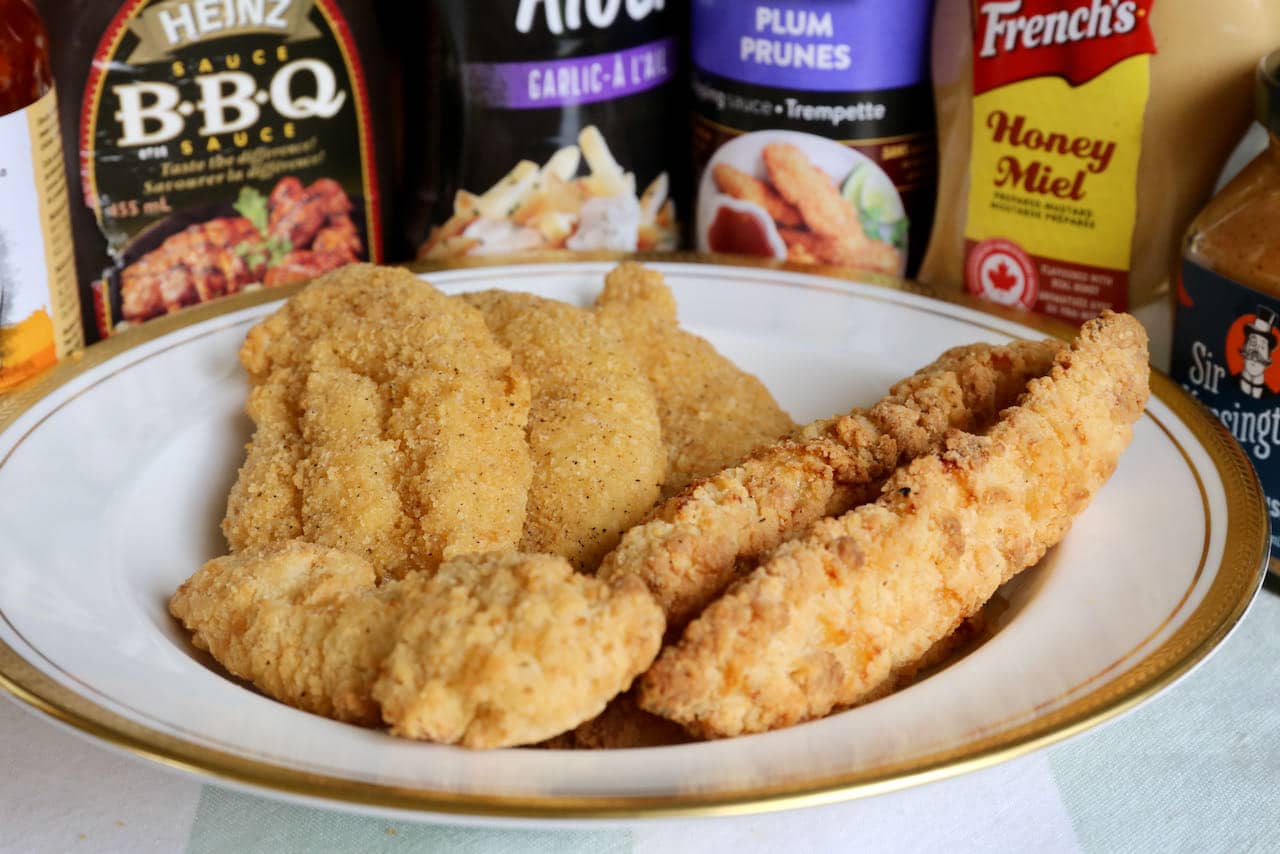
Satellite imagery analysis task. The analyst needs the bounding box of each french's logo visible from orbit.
[972,0,1156,94]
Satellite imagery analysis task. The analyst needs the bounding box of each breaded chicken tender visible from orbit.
[461,290,665,570]
[779,229,822,265]
[223,265,533,578]
[170,541,665,748]
[593,263,795,496]
[638,312,1149,737]
[777,225,902,276]
[170,541,398,725]
[762,142,862,242]
[375,552,663,747]
[597,338,1063,628]
[713,162,803,228]
[763,143,902,275]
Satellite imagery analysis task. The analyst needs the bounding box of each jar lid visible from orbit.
[1257,50,1280,135]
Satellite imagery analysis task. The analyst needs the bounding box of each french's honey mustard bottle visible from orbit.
[0,0,82,391]
[1171,49,1280,568]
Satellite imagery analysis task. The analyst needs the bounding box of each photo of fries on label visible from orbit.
[419,126,677,261]
[696,131,906,277]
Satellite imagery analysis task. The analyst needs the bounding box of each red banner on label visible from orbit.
[972,0,1156,94]
[965,238,1129,323]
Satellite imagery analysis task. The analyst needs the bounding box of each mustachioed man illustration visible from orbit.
[1240,306,1278,399]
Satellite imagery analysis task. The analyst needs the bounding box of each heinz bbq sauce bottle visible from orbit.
[1172,50,1280,568]
[690,0,937,278]
[37,0,397,338]
[0,0,82,390]
[408,0,684,261]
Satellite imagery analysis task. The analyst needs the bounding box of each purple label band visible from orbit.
[692,0,934,92]
[463,37,676,110]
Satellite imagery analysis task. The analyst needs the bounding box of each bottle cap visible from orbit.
[1255,49,1280,135]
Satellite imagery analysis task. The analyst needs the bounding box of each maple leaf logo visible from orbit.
[967,240,1038,310]
[986,261,1019,292]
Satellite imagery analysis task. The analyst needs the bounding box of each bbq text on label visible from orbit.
[80,0,379,335]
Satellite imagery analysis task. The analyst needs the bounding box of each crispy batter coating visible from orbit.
[819,234,902,277]
[638,312,1149,737]
[553,595,993,748]
[781,231,822,265]
[223,265,532,578]
[763,143,901,275]
[170,540,398,725]
[376,552,663,748]
[713,162,803,227]
[597,338,1064,628]
[779,227,821,265]
[170,541,665,748]
[778,226,901,276]
[762,143,861,241]
[461,290,665,570]
[593,263,795,497]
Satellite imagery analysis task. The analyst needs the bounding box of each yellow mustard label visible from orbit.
[963,56,1148,320]
[0,89,82,391]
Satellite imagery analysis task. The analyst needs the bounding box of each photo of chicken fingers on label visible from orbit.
[697,132,907,276]
[418,125,677,261]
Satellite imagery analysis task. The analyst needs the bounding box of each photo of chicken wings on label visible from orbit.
[118,176,365,326]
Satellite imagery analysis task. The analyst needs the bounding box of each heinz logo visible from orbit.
[973,0,1156,94]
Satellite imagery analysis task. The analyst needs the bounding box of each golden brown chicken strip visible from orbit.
[777,226,823,260]
[593,263,795,496]
[375,552,664,747]
[777,227,821,265]
[597,337,1063,628]
[783,240,821,266]
[170,541,665,748]
[171,541,397,725]
[778,226,901,276]
[762,143,861,240]
[713,162,803,228]
[764,144,902,275]
[223,265,532,579]
[639,312,1149,737]
[461,290,665,570]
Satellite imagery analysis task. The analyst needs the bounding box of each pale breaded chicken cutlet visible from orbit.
[462,290,666,570]
[223,264,533,579]
[593,262,796,497]
[170,540,664,748]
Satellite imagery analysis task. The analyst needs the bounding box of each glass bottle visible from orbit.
[0,0,81,391]
[1171,48,1280,569]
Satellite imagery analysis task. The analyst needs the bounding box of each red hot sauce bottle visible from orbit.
[0,0,82,391]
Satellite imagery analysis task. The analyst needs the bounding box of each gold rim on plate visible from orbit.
[0,254,1268,820]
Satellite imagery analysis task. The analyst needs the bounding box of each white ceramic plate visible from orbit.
[0,259,1266,823]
